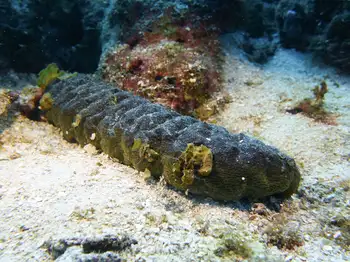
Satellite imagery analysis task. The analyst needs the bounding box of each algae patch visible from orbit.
[37,63,64,90]
[287,80,337,125]
[39,93,53,111]
[165,143,213,190]
[37,63,77,90]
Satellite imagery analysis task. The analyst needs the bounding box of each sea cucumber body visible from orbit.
[45,75,300,200]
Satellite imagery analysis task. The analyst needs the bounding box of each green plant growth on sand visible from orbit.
[288,81,337,125]
[264,214,304,250]
[69,207,96,221]
[214,231,254,259]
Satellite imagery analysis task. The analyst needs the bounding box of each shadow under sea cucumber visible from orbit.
[43,74,300,201]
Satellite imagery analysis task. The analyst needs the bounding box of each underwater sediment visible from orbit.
[42,75,300,201]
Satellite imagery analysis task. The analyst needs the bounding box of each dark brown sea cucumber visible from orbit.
[43,74,300,201]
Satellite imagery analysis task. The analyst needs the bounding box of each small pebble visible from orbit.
[333,231,342,239]
[322,245,333,251]
[324,194,336,203]
[84,144,98,155]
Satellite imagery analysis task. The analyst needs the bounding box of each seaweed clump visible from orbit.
[164,143,213,190]
[37,63,65,89]
[18,64,63,119]
[264,218,304,250]
[287,81,337,125]
[214,231,253,260]
[262,208,305,251]
[5,64,76,120]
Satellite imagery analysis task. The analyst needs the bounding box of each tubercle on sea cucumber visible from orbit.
[43,74,301,201]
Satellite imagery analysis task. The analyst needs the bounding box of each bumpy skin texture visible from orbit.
[44,75,300,201]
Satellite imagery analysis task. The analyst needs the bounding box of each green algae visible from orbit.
[130,138,162,177]
[162,143,213,190]
[214,231,253,259]
[37,63,77,90]
[39,93,54,111]
[37,64,64,90]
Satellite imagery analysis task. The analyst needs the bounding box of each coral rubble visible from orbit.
[101,7,226,118]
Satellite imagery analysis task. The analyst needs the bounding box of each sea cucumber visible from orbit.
[43,74,300,201]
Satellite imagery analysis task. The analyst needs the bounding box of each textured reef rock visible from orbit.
[42,75,300,201]
[220,32,279,64]
[100,5,226,119]
[1,0,350,73]
[218,0,279,63]
[310,11,350,72]
[0,0,104,73]
[101,0,241,43]
[102,41,223,117]
[0,0,239,73]
[275,0,316,51]
[276,0,350,71]
[102,0,279,64]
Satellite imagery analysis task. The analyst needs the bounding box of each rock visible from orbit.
[0,0,104,73]
[220,32,278,64]
[0,90,12,116]
[43,234,137,260]
[242,36,278,64]
[322,245,333,252]
[251,203,270,216]
[82,235,137,253]
[276,0,315,50]
[320,12,350,72]
[243,0,277,38]
[2,0,350,74]
[56,246,124,262]
[83,144,98,156]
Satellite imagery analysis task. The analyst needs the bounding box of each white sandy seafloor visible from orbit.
[0,47,349,262]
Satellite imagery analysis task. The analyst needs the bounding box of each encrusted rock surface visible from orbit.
[2,0,349,72]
